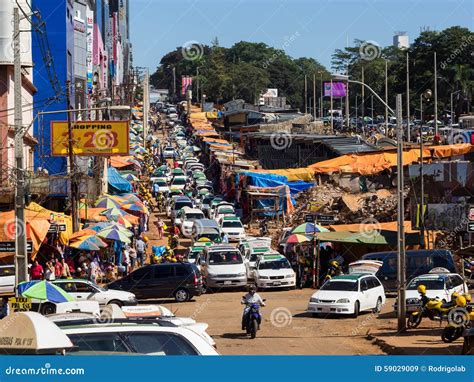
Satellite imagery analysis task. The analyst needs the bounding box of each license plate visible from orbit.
[224,281,232,285]
[273,281,281,286]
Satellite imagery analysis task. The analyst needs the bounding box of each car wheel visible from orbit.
[174,288,190,302]
[108,300,123,307]
[352,301,360,318]
[373,297,383,313]
[40,302,56,315]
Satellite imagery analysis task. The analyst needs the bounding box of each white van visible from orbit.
[201,245,247,290]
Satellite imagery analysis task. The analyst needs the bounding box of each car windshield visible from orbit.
[407,278,444,290]
[222,221,242,228]
[218,208,234,214]
[186,213,204,220]
[156,180,167,186]
[208,251,242,264]
[172,178,186,185]
[320,280,358,291]
[175,202,192,210]
[199,233,221,242]
[259,259,291,270]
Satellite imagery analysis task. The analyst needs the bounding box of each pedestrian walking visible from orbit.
[129,246,137,270]
[30,260,44,280]
[135,236,146,267]
[157,217,164,239]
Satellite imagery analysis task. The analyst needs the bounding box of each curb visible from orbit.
[366,333,406,355]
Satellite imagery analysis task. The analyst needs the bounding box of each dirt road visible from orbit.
[156,289,387,355]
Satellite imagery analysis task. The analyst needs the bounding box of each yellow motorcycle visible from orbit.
[441,295,473,343]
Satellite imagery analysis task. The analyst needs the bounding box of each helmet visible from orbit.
[464,293,472,303]
[171,258,177,263]
[451,292,460,300]
[248,284,257,294]
[166,246,171,250]
[330,260,339,268]
[143,236,149,242]
[456,295,467,307]
[417,284,427,294]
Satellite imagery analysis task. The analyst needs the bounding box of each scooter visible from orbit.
[242,299,266,339]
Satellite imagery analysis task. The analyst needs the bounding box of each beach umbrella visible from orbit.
[110,215,133,228]
[89,222,113,232]
[97,228,131,243]
[134,147,146,154]
[291,223,329,234]
[70,235,108,248]
[100,207,129,218]
[119,193,142,204]
[124,173,139,182]
[121,203,147,213]
[285,234,311,244]
[19,281,74,303]
[100,224,134,237]
[69,239,101,251]
[69,228,97,241]
[95,196,122,209]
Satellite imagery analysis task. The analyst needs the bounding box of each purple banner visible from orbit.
[324,82,346,97]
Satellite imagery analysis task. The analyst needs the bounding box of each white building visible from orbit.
[393,32,409,49]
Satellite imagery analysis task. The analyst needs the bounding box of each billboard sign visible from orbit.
[51,121,130,156]
[324,82,346,97]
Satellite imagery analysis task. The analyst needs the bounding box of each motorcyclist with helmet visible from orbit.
[241,284,265,330]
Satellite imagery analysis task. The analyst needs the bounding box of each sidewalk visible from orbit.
[366,311,464,355]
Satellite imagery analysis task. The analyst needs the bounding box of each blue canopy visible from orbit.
[108,167,132,194]
[239,172,314,196]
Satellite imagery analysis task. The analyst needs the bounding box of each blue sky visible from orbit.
[130,0,473,72]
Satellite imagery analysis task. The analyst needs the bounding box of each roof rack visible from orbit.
[54,317,178,328]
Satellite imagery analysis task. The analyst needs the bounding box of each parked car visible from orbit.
[162,146,176,158]
[108,263,203,302]
[307,273,386,317]
[192,219,223,243]
[362,249,457,292]
[395,272,468,312]
[170,175,187,191]
[0,265,15,294]
[151,177,169,194]
[239,239,272,279]
[201,245,247,290]
[170,196,193,222]
[176,207,205,237]
[253,254,296,289]
[212,204,236,222]
[218,215,246,242]
[53,279,137,307]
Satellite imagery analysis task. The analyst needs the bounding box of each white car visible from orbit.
[201,245,247,289]
[170,175,187,190]
[239,239,272,279]
[253,254,296,289]
[400,272,468,312]
[213,204,236,222]
[151,177,169,194]
[176,207,205,237]
[0,265,15,294]
[218,215,246,242]
[162,146,176,158]
[53,279,137,307]
[307,273,386,317]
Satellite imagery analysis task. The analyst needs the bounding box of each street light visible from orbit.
[332,74,395,115]
[450,90,462,128]
[419,89,432,249]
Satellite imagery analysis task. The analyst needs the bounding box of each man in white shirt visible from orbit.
[241,284,265,330]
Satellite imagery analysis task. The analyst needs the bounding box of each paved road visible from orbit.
[152,289,388,355]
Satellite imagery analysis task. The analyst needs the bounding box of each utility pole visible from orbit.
[66,80,79,233]
[385,60,388,130]
[319,72,323,118]
[406,52,411,142]
[330,79,333,131]
[172,66,176,102]
[304,75,307,114]
[345,78,350,129]
[434,52,438,138]
[361,66,365,128]
[396,93,406,332]
[13,6,28,287]
[312,73,316,119]
[143,68,150,143]
[196,67,200,103]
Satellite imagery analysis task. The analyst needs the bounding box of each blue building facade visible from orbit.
[32,0,75,175]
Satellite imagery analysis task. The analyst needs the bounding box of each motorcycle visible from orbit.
[441,302,473,343]
[259,219,268,237]
[407,297,457,329]
[242,298,266,339]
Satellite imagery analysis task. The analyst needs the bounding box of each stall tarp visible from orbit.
[315,230,421,246]
[108,167,133,194]
[247,185,294,216]
[249,167,315,182]
[329,221,419,234]
[309,143,474,175]
[110,156,134,168]
[0,203,73,260]
[240,172,314,196]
